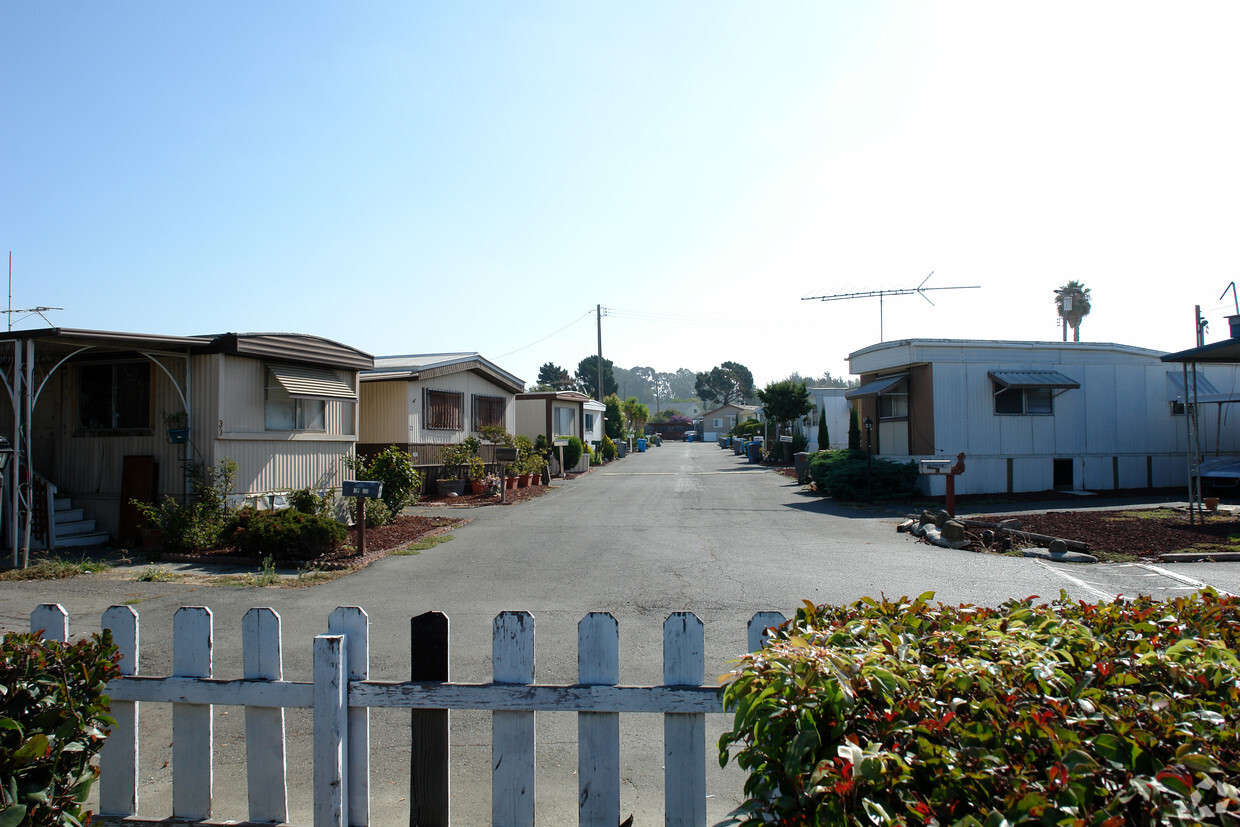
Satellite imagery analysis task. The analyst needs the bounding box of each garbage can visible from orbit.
[637,438,647,452]
[686,432,694,443]
[794,451,810,484]
[618,441,627,458]
[746,441,762,463]
[734,439,745,455]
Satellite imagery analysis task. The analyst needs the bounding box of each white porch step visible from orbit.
[55,508,85,524]
[54,531,110,548]
[56,518,97,535]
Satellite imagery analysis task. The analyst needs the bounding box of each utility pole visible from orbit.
[596,304,604,402]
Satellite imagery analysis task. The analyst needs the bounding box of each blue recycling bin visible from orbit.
[637,438,647,452]
[686,433,694,442]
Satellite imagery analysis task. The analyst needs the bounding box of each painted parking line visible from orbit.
[1132,562,1234,597]
[1033,560,1116,602]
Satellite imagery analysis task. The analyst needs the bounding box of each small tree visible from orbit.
[817,408,829,451]
[848,405,861,451]
[603,394,625,440]
[756,380,813,441]
[622,396,650,436]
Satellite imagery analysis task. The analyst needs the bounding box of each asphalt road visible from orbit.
[3,441,1237,825]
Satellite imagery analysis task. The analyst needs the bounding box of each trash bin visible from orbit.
[618,441,627,458]
[637,438,647,452]
[794,451,810,484]
[747,441,762,463]
[686,432,694,443]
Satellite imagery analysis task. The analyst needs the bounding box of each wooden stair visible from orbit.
[48,494,110,548]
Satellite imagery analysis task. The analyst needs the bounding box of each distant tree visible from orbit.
[622,396,650,435]
[537,362,576,391]
[817,408,828,450]
[757,380,813,440]
[603,394,625,440]
[650,408,683,423]
[576,356,618,400]
[695,361,755,407]
[1054,280,1092,342]
[848,405,861,451]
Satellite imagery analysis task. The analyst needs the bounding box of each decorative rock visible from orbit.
[942,520,966,543]
[920,510,937,525]
[999,518,1022,531]
[1047,539,1069,555]
[897,519,915,533]
[935,510,951,528]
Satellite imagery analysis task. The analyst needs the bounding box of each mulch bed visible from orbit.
[968,508,1240,559]
[417,479,558,507]
[160,514,465,571]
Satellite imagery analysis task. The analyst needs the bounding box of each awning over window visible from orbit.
[268,364,356,400]
[987,370,1079,390]
[1166,370,1240,404]
[845,373,907,400]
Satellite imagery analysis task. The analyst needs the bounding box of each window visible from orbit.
[713,418,722,428]
[994,384,1054,415]
[266,378,325,431]
[426,390,464,430]
[1171,401,1197,416]
[554,405,575,436]
[878,391,908,419]
[584,412,596,432]
[472,395,505,431]
[77,361,151,431]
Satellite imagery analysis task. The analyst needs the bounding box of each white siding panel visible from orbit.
[963,365,1001,455]
[1114,367,1151,452]
[1082,365,1118,453]
[931,364,969,453]
[1118,455,1147,489]
[359,382,409,443]
[1053,383,1087,454]
[220,440,353,496]
[998,415,1033,456]
[1082,456,1112,491]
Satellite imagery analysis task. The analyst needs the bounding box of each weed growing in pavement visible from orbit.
[0,555,113,580]
[134,564,180,582]
[391,534,454,556]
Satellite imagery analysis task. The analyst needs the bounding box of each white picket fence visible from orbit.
[28,603,787,827]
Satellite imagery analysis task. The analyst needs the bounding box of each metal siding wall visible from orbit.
[221,356,266,433]
[1118,455,1146,488]
[1112,366,1149,452]
[218,439,352,495]
[1082,456,1111,490]
[998,415,1034,456]
[964,364,1001,456]
[359,381,409,443]
[1082,365,1118,454]
[1053,379,1087,454]
[933,363,970,454]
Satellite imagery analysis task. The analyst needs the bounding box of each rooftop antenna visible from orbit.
[1221,281,1239,316]
[7,253,63,331]
[801,272,979,341]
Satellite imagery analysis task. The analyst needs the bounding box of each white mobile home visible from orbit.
[846,338,1240,496]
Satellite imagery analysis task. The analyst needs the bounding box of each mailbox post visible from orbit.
[553,438,568,479]
[494,446,518,504]
[919,453,966,517]
[342,480,383,556]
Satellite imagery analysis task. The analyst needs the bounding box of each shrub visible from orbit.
[230,508,347,562]
[730,419,763,439]
[287,486,332,516]
[601,435,617,461]
[1,630,121,827]
[556,436,583,472]
[343,446,423,521]
[132,459,238,554]
[806,449,918,501]
[719,590,1240,826]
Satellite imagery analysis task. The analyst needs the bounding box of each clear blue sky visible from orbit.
[4,3,1239,388]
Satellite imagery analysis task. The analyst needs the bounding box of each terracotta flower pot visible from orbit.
[470,479,487,495]
[506,476,517,490]
[518,473,530,488]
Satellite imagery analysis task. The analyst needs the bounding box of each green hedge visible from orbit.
[229,508,348,561]
[719,591,1240,826]
[1,631,121,826]
[806,449,919,501]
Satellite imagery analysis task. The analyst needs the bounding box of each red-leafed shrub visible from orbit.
[719,591,1240,825]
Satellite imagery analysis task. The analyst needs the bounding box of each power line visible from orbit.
[496,309,595,358]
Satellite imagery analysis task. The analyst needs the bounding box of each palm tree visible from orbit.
[1054,281,1092,342]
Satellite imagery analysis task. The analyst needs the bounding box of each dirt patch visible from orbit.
[966,508,1240,560]
[417,479,556,507]
[161,514,465,571]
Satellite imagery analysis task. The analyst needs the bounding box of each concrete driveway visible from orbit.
[3,440,1235,825]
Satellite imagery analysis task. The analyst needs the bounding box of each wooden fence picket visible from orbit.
[31,602,67,641]
[747,611,787,653]
[577,612,620,827]
[172,607,213,821]
[314,634,348,827]
[243,608,289,824]
[410,611,450,827]
[663,612,706,827]
[99,605,139,817]
[329,606,371,827]
[492,611,535,827]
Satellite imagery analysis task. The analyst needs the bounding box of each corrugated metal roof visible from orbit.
[268,364,356,400]
[987,370,1079,390]
[845,374,907,400]
[363,352,524,393]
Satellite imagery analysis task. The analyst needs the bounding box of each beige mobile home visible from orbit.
[0,328,372,551]
[358,353,524,470]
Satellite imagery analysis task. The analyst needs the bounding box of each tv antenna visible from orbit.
[801,271,979,341]
[7,252,64,331]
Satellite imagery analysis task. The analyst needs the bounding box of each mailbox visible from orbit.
[778,434,794,443]
[494,447,519,463]
[342,480,383,499]
[553,439,569,447]
[919,459,953,475]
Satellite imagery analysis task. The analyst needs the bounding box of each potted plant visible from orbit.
[437,443,471,497]
[467,455,487,494]
[163,410,190,444]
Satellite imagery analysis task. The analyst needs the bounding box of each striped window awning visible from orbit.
[845,373,907,400]
[987,370,1079,390]
[268,364,356,400]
